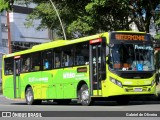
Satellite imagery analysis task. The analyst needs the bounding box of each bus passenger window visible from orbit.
[22,56,30,72]
[22,65,29,72]
[44,59,49,69]
[4,57,13,75]
[42,50,52,70]
[31,52,41,71]
[76,56,84,65]
[75,42,89,66]
[69,56,73,66]
[55,57,60,68]
[62,53,67,67]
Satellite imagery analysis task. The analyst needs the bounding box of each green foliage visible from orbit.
[155,33,160,40]
[155,19,160,39]
[26,0,159,39]
[1,0,160,39]
[67,17,93,38]
[0,0,9,12]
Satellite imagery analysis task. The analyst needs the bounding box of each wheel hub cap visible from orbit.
[82,90,89,101]
[27,91,33,102]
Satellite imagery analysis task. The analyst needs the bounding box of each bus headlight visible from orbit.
[110,77,123,88]
[151,80,155,87]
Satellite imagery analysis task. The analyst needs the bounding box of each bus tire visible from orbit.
[25,87,41,105]
[78,84,93,106]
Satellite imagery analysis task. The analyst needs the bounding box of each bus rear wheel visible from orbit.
[25,87,41,105]
[78,84,93,106]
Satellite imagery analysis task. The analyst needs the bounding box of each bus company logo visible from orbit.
[63,72,75,79]
[29,77,48,82]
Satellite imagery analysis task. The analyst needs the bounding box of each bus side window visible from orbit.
[76,56,84,65]
[42,50,52,70]
[4,57,13,75]
[62,53,68,67]
[55,57,60,68]
[22,55,30,72]
[75,42,89,66]
[69,56,73,66]
[55,49,61,68]
[31,52,41,71]
[62,46,74,67]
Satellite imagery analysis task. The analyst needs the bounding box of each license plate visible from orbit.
[134,88,142,92]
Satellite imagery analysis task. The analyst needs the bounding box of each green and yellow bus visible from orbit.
[2,31,156,105]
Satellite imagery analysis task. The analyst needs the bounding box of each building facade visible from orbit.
[0,5,51,80]
[0,11,8,81]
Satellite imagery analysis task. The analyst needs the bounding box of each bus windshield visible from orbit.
[109,43,154,71]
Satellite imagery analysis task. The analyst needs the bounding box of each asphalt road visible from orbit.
[0,94,160,120]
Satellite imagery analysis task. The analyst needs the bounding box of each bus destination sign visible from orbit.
[111,33,151,42]
[115,34,145,41]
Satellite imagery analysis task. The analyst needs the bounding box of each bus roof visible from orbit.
[3,31,147,58]
[4,32,106,58]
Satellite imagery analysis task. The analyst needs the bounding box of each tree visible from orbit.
[155,7,160,39]
[0,0,10,12]
[1,0,160,39]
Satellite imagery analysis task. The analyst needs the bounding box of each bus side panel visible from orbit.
[3,76,14,98]
[48,66,89,99]
[20,74,25,99]
[41,70,56,99]
[52,69,75,99]
[20,73,29,99]
[20,72,42,99]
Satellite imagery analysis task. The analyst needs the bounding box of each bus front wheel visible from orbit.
[25,87,41,105]
[78,84,93,106]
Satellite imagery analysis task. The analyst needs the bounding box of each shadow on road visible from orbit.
[9,100,160,106]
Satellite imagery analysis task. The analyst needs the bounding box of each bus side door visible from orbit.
[89,38,106,96]
[13,57,21,98]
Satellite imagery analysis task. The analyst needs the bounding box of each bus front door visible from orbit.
[13,58,21,98]
[89,39,106,96]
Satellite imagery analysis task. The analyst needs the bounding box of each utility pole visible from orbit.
[7,0,14,54]
[7,12,11,53]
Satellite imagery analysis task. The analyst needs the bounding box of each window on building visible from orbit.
[4,57,13,75]
[1,24,8,32]
[1,11,6,16]
[2,39,8,47]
